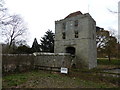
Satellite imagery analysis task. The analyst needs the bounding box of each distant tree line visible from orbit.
[96,26,118,61]
[0,0,28,53]
[2,30,55,54]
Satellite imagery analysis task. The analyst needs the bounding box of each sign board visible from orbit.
[60,67,68,74]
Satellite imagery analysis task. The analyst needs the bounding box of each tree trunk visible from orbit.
[108,53,111,61]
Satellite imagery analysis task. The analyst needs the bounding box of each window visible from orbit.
[75,31,78,38]
[63,22,66,29]
[62,32,66,39]
[66,47,75,55]
[74,20,78,27]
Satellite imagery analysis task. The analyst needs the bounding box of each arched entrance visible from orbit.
[66,47,75,55]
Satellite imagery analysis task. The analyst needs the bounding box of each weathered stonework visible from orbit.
[54,11,97,69]
[2,53,72,74]
[2,54,34,74]
[34,53,72,69]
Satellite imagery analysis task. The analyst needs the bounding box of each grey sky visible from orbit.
[3,0,118,46]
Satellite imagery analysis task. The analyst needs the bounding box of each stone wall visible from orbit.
[34,53,72,71]
[2,54,34,74]
[2,53,72,74]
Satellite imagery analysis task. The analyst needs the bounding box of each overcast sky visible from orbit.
[4,0,118,46]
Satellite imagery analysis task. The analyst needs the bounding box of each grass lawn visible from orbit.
[97,58,120,65]
[2,70,119,88]
[2,58,120,88]
[97,58,120,69]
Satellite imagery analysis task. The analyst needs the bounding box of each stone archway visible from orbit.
[66,47,75,55]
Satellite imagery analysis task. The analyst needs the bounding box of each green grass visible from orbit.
[2,70,119,88]
[75,79,109,88]
[97,58,120,70]
[97,58,120,66]
[3,73,30,87]
[2,70,62,88]
[2,58,120,88]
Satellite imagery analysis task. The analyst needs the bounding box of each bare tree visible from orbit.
[0,0,10,24]
[0,0,12,45]
[2,14,28,48]
[107,0,119,14]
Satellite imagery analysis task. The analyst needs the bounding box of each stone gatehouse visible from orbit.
[2,11,97,74]
[54,11,97,69]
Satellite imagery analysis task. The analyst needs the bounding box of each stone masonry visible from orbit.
[2,53,72,74]
[54,11,97,69]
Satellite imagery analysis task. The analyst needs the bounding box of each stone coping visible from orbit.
[33,52,71,56]
[2,54,33,56]
[2,53,71,56]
